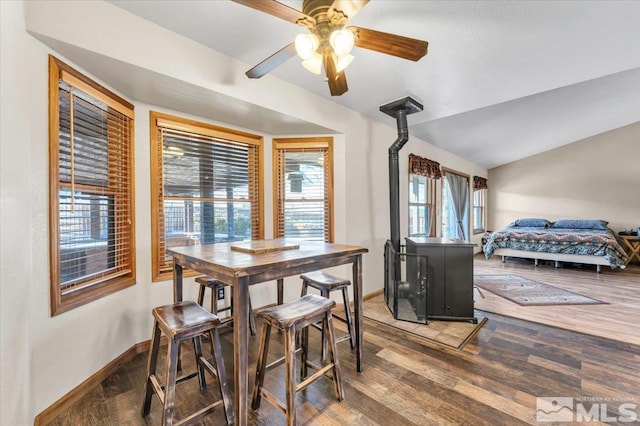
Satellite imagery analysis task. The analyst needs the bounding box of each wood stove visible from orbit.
[381,97,478,324]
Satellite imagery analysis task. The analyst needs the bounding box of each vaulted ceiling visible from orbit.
[107,1,640,168]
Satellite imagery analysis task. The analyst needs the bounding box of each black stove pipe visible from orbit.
[388,109,409,252]
[380,97,424,253]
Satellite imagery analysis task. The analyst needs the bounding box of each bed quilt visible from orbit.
[483,226,629,268]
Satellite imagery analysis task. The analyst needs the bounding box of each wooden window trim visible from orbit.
[272,137,334,243]
[150,111,264,282]
[48,55,136,316]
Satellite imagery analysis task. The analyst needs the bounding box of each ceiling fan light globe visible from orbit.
[302,52,323,74]
[295,33,320,60]
[329,29,355,56]
[334,53,354,73]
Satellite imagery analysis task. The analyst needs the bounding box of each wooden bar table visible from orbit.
[167,239,368,426]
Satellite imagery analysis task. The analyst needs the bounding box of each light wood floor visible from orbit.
[49,290,640,425]
[474,255,640,345]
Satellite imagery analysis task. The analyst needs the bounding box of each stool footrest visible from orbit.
[197,356,219,381]
[335,334,352,344]
[297,363,334,393]
[265,347,303,371]
[174,400,225,426]
[332,313,349,324]
[258,388,286,415]
[149,375,164,404]
[175,371,200,385]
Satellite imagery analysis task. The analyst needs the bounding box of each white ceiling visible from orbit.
[105,0,640,168]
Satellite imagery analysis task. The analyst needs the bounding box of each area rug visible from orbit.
[363,293,487,351]
[474,275,607,306]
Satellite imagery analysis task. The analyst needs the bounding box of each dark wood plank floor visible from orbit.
[49,304,640,425]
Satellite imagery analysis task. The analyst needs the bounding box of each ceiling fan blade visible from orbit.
[246,42,297,79]
[323,53,348,96]
[232,0,314,25]
[328,0,370,22]
[350,26,428,61]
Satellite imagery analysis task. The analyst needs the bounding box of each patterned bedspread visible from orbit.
[483,226,629,268]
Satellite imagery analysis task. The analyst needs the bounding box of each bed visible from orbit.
[483,218,629,272]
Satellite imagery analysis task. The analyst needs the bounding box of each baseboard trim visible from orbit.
[33,340,150,426]
[364,289,383,301]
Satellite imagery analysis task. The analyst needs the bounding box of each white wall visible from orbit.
[488,122,640,232]
[1,2,39,424]
[0,1,486,423]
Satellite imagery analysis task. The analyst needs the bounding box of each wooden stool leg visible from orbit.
[325,314,345,401]
[300,323,309,379]
[251,322,272,410]
[277,278,284,305]
[210,283,219,315]
[285,327,297,426]
[193,335,207,390]
[163,339,180,426]
[197,284,206,307]
[248,297,257,337]
[320,289,329,363]
[141,320,161,417]
[341,287,356,350]
[210,329,234,425]
[296,282,308,348]
[176,342,182,373]
[210,285,217,314]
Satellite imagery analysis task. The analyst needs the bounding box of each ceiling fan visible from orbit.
[232,0,429,96]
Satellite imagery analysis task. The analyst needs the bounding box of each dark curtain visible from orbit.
[473,176,488,190]
[409,154,442,179]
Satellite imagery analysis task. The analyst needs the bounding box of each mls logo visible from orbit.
[536,397,574,422]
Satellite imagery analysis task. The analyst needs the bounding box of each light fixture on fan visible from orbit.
[294,28,355,75]
[295,33,322,74]
[234,0,428,96]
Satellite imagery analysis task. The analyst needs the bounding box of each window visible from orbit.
[408,154,441,237]
[48,56,135,316]
[273,138,333,242]
[442,170,470,240]
[150,112,263,281]
[409,174,431,236]
[473,176,488,234]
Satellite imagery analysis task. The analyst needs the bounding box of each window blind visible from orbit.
[57,83,134,292]
[274,140,333,242]
[151,115,262,279]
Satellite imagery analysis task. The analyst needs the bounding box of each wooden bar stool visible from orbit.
[300,271,355,361]
[251,294,344,426]
[195,276,256,336]
[141,300,234,426]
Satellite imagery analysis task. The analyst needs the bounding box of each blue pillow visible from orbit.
[551,219,609,230]
[512,218,551,228]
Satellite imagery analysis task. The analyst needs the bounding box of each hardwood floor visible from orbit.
[474,254,640,345]
[49,292,640,425]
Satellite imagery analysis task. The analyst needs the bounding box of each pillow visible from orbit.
[512,218,551,228]
[551,219,609,230]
